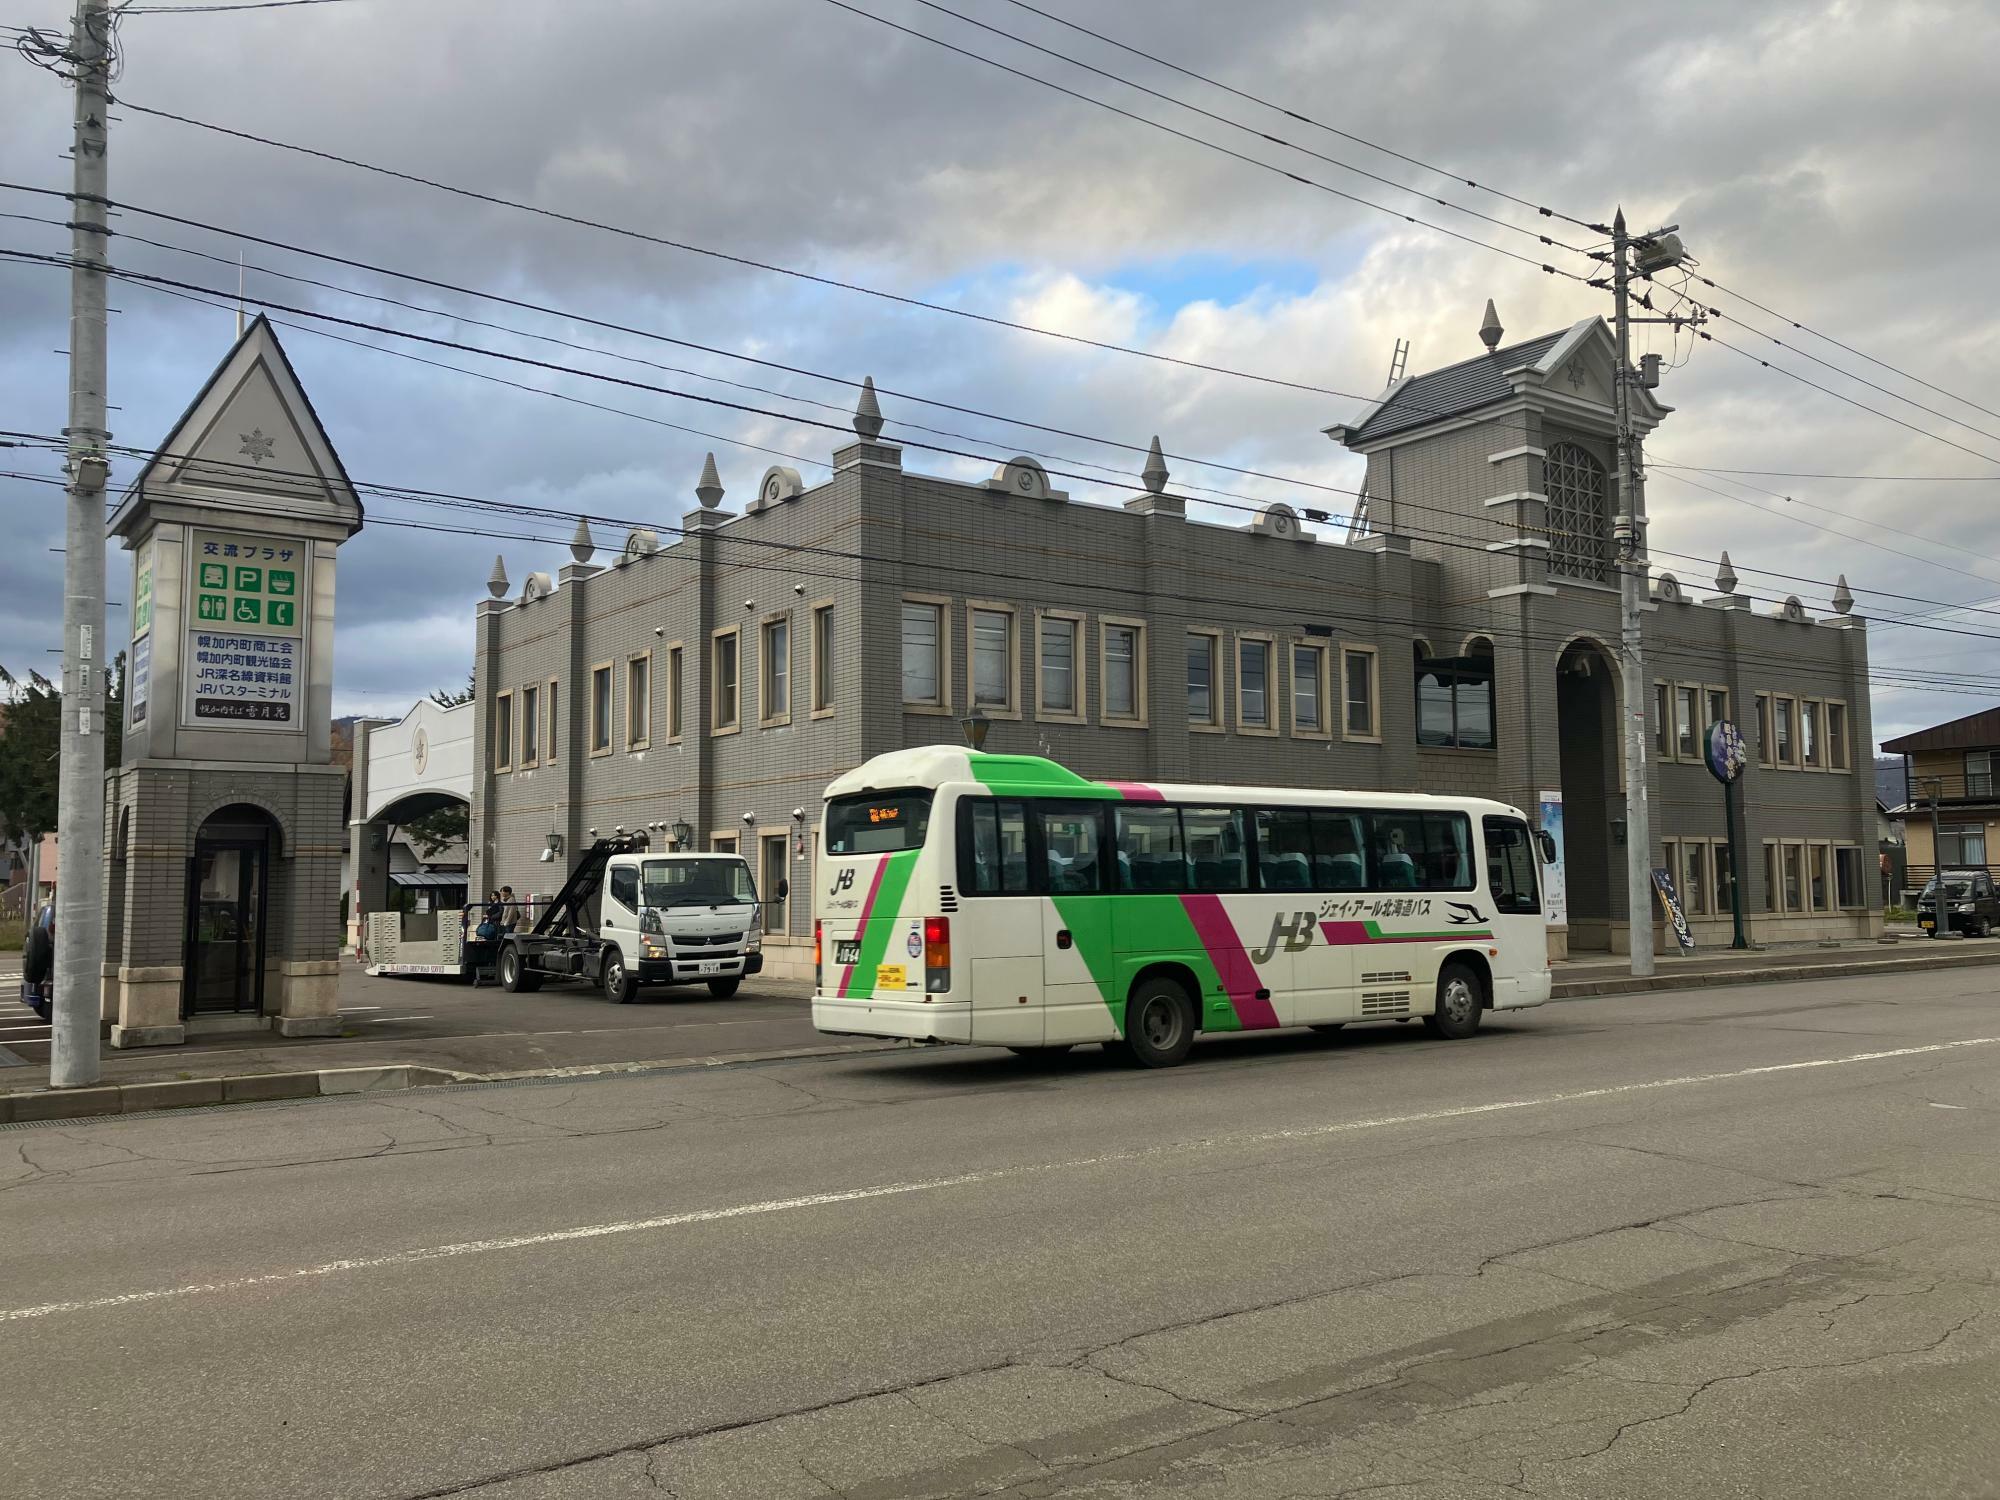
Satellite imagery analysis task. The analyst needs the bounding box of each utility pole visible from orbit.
[51,0,112,1088]
[1610,208,1656,979]
[1601,208,1696,978]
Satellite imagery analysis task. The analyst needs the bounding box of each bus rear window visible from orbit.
[825,790,934,855]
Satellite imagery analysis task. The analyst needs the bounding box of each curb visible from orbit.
[1550,947,2000,999]
[0,1043,901,1125]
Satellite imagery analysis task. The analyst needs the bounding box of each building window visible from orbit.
[666,646,683,741]
[712,628,740,733]
[1101,619,1145,725]
[1773,695,1796,767]
[626,651,651,750]
[761,616,790,726]
[810,602,834,716]
[1681,839,1709,916]
[520,683,539,766]
[1545,441,1611,584]
[1965,750,1994,799]
[1415,641,1495,750]
[1756,692,1773,767]
[589,664,612,755]
[546,678,559,762]
[1800,699,1822,769]
[1188,630,1221,729]
[760,832,789,937]
[1763,841,1780,913]
[1713,839,1734,917]
[1237,635,1273,732]
[1291,642,1326,735]
[1653,682,1672,758]
[1825,701,1849,771]
[1782,842,1804,912]
[1675,685,1698,761]
[1038,611,1083,720]
[1705,685,1730,732]
[902,599,946,709]
[1808,843,1830,912]
[1342,645,1379,740]
[969,603,1015,714]
[1939,824,1986,866]
[494,691,513,772]
[1835,846,1864,909]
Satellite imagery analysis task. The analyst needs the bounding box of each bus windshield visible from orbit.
[642,858,756,908]
[826,790,933,855]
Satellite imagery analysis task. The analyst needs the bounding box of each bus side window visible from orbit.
[961,798,1033,895]
[1312,810,1368,890]
[1182,807,1248,893]
[1254,808,1313,892]
[1424,812,1475,891]
[1369,811,1428,890]
[1037,803,1106,893]
[1115,806,1187,892]
[1483,816,1541,915]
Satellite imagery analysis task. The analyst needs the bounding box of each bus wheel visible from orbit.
[603,951,638,1005]
[1423,963,1483,1040]
[707,977,741,999]
[1121,978,1195,1068]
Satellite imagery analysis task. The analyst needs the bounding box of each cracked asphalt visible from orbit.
[3,968,1998,1499]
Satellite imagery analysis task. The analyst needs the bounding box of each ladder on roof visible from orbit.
[1386,338,1410,384]
[1347,494,1371,542]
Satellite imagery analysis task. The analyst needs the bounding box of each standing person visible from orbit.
[21,903,54,1023]
[499,885,521,934]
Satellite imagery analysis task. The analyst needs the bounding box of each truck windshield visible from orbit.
[826,790,934,854]
[642,859,757,908]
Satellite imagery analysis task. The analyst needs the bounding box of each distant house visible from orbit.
[1881,706,2000,886]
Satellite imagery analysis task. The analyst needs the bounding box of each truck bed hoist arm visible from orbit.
[532,834,649,939]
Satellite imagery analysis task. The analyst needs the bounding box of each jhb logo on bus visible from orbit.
[1249,900,1491,963]
[825,865,861,913]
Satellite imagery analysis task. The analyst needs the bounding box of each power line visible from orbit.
[992,0,1600,232]
[116,0,371,12]
[810,0,1588,284]
[1656,462,1997,483]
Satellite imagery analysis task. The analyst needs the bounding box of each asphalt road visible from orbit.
[4,969,1998,1499]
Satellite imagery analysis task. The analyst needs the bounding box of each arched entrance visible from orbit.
[185,804,281,1016]
[1556,639,1618,951]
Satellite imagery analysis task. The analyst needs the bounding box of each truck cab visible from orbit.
[597,851,774,1002]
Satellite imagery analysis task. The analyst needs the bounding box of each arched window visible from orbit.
[1545,441,1611,583]
[1414,637,1496,750]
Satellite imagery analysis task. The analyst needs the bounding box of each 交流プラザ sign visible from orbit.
[181,529,307,730]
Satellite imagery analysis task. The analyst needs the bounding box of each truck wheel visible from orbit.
[499,944,541,993]
[707,977,741,999]
[1118,977,1195,1068]
[603,951,638,1005]
[1421,962,1484,1040]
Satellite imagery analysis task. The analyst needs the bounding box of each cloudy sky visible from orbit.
[2,0,1995,748]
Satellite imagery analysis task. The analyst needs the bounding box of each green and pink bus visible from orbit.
[812,748,1552,1066]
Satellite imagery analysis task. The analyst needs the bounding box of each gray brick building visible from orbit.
[470,314,1878,966]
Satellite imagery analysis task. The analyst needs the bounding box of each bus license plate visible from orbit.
[876,964,907,990]
[834,940,861,966]
[696,959,728,976]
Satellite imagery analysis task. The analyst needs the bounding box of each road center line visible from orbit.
[6,1034,1996,1325]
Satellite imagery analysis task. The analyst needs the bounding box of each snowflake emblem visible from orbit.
[1565,362,1589,391]
[239,428,276,464]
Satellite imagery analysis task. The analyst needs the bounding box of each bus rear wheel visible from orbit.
[1120,978,1195,1068]
[1422,963,1484,1040]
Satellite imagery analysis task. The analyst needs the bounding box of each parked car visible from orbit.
[1916,869,2000,937]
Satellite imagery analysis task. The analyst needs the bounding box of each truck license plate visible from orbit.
[696,959,730,976]
[834,939,861,966]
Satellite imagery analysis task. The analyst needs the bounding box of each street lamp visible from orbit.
[959,706,991,751]
[671,819,693,850]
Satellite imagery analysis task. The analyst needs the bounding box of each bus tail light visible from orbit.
[924,916,951,992]
[813,920,823,990]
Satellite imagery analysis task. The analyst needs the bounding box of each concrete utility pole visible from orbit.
[1610,209,1656,979]
[51,0,112,1088]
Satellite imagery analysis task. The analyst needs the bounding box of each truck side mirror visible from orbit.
[775,877,790,903]
[1536,830,1558,864]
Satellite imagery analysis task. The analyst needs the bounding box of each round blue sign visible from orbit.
[1705,720,1747,784]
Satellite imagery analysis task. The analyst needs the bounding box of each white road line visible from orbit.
[358,1015,434,1024]
[5,1034,1996,1326]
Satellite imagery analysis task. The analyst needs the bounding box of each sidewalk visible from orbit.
[4,936,1997,1121]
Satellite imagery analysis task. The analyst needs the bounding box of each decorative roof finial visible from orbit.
[1715,550,1738,595]
[486,554,509,600]
[569,517,595,565]
[695,452,724,509]
[1142,435,1169,495]
[1832,573,1854,615]
[853,376,884,440]
[1479,298,1503,352]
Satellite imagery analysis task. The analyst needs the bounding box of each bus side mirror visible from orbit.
[1536,830,1558,864]
[775,877,789,903]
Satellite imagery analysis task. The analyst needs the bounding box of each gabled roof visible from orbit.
[1341,326,1575,445]
[1881,705,2000,754]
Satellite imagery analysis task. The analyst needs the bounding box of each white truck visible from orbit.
[494,833,780,1003]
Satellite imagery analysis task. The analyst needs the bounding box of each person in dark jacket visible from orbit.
[21,903,54,1023]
